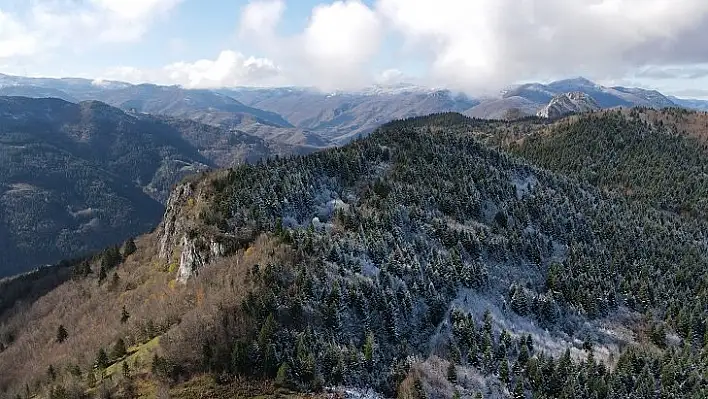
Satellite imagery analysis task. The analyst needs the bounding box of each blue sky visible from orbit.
[1,0,708,98]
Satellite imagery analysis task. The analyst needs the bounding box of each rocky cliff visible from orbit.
[536,91,601,118]
[157,181,226,282]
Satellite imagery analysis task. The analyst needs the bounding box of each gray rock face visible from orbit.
[537,92,600,119]
[177,235,207,282]
[175,236,228,282]
[158,182,231,282]
[158,183,194,261]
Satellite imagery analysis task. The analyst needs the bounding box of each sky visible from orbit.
[1,0,708,98]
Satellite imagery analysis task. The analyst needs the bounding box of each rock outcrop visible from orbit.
[158,183,194,261]
[537,91,600,119]
[157,181,223,282]
[157,179,245,282]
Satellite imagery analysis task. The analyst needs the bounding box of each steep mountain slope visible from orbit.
[0,97,279,277]
[536,92,600,119]
[1,113,705,399]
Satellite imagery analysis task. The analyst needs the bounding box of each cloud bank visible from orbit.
[4,0,708,93]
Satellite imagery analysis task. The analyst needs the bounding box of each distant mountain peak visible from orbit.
[551,76,598,87]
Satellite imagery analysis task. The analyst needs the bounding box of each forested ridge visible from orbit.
[0,111,706,398]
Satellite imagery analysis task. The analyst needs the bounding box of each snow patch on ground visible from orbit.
[512,173,538,199]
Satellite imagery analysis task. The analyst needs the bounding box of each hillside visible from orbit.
[512,108,708,219]
[0,97,279,277]
[0,113,705,399]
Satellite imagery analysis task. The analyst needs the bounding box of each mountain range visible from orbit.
[2,73,708,144]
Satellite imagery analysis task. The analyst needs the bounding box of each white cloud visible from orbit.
[300,1,382,90]
[376,0,708,92]
[0,11,38,58]
[101,51,283,88]
[90,0,182,21]
[239,0,285,39]
[230,0,708,92]
[376,69,407,85]
[635,64,708,80]
[0,0,181,59]
[165,51,282,88]
[235,0,384,90]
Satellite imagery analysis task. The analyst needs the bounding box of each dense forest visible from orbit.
[0,111,706,398]
[512,108,708,219]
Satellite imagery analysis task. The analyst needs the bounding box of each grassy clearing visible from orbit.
[105,336,161,380]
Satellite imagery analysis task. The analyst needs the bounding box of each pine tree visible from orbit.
[499,359,510,386]
[102,246,123,270]
[525,334,534,353]
[96,348,109,370]
[112,338,127,360]
[87,372,97,388]
[73,260,91,278]
[258,314,278,376]
[483,309,493,336]
[518,343,529,366]
[98,265,107,285]
[49,386,69,399]
[47,364,56,381]
[414,377,426,399]
[275,362,292,389]
[363,332,375,366]
[122,362,130,379]
[231,340,249,376]
[122,238,137,257]
[110,272,120,290]
[513,379,525,399]
[447,362,457,383]
[56,325,68,343]
[120,306,130,324]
